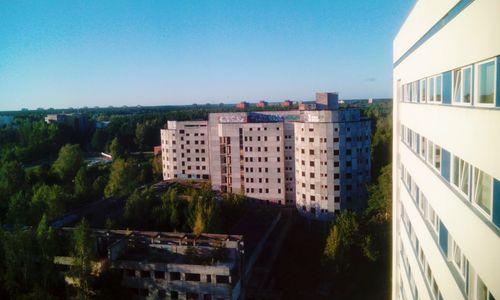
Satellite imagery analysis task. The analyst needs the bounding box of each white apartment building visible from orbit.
[161,93,371,220]
[393,1,500,300]
[160,120,210,180]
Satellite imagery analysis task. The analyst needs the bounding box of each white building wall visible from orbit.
[393,1,500,299]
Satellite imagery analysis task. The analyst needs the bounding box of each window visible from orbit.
[427,140,434,165]
[411,81,418,102]
[476,59,496,105]
[420,78,427,102]
[428,77,435,102]
[428,206,439,234]
[433,145,441,171]
[476,275,490,300]
[472,168,493,215]
[435,75,442,102]
[170,272,181,280]
[420,136,427,159]
[449,237,466,279]
[419,192,428,217]
[453,66,473,105]
[451,155,470,196]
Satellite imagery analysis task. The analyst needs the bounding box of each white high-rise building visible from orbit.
[160,92,371,220]
[393,1,500,300]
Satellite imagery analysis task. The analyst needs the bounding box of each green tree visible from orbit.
[52,144,84,181]
[0,160,26,219]
[1,227,39,298]
[36,215,59,292]
[151,155,163,182]
[323,211,360,270]
[71,219,94,300]
[108,137,123,159]
[365,164,392,223]
[91,129,108,152]
[92,175,108,199]
[192,210,205,235]
[6,191,32,225]
[123,188,157,228]
[31,184,68,221]
[104,159,138,198]
[0,160,25,197]
[75,166,92,201]
[134,121,155,151]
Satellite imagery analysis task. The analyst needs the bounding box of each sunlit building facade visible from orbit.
[393,1,500,299]
[161,93,371,220]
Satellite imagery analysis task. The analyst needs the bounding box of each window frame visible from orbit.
[474,58,497,108]
[448,236,467,280]
[420,136,427,160]
[428,76,435,103]
[435,74,443,103]
[452,65,473,106]
[450,154,471,198]
[419,78,427,103]
[471,167,494,218]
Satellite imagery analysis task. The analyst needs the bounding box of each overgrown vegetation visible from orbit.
[118,184,247,233]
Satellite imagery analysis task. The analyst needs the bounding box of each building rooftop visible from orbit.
[59,228,243,267]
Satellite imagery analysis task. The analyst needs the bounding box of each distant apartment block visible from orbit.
[256,101,268,108]
[55,229,244,300]
[161,92,371,220]
[393,1,500,300]
[280,100,293,108]
[235,102,249,110]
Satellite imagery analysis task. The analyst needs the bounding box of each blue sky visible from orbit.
[0,0,413,111]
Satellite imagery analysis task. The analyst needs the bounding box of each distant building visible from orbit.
[235,102,249,109]
[55,229,244,300]
[45,113,89,132]
[256,101,268,108]
[393,1,500,300]
[161,92,371,220]
[281,100,293,108]
[368,98,373,104]
[44,114,67,124]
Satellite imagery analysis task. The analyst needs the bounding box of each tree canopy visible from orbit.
[52,144,84,181]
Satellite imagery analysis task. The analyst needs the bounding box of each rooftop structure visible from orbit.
[393,1,500,300]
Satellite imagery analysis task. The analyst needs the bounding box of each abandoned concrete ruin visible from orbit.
[55,229,244,300]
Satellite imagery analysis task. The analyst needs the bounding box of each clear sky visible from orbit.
[0,0,413,111]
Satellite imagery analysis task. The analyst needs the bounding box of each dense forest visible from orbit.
[0,100,392,299]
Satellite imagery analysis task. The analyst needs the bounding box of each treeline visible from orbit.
[0,120,91,164]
